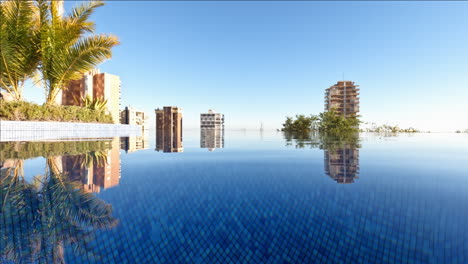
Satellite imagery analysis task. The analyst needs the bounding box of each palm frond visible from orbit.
[69,1,105,34]
[0,0,40,100]
[36,0,119,104]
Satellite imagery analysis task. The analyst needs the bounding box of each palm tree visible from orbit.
[36,0,119,104]
[0,0,40,101]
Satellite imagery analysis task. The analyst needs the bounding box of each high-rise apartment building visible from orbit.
[155,107,183,153]
[58,69,121,124]
[120,106,148,128]
[324,81,360,117]
[200,109,224,129]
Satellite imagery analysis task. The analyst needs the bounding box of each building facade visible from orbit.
[155,107,183,153]
[58,69,121,124]
[324,81,360,117]
[120,106,147,127]
[200,109,224,129]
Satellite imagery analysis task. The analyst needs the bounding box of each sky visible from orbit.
[23,1,468,132]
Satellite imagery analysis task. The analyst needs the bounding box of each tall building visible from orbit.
[324,146,360,184]
[120,106,148,128]
[58,69,121,124]
[324,81,360,117]
[155,107,183,153]
[200,110,224,151]
[200,109,224,129]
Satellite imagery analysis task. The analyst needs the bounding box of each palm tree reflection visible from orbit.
[1,155,118,263]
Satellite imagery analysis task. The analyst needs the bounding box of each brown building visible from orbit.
[57,69,121,124]
[155,107,183,153]
[324,147,359,184]
[324,81,360,117]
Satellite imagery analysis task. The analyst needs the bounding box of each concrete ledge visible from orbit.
[0,120,142,141]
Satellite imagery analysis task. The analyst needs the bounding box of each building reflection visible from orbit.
[200,109,224,151]
[155,106,183,153]
[121,132,149,153]
[324,145,359,184]
[0,159,23,179]
[54,137,121,193]
[283,132,360,184]
[200,128,224,151]
[0,140,118,263]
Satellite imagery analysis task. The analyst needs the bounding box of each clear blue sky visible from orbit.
[24,1,468,131]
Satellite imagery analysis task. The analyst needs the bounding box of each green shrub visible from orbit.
[0,101,113,123]
[282,110,360,133]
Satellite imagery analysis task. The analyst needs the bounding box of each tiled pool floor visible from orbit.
[1,131,468,263]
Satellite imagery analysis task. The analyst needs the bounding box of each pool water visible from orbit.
[1,131,468,263]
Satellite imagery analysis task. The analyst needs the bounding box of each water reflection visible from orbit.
[200,128,224,151]
[155,127,183,153]
[155,107,184,153]
[324,143,359,184]
[121,131,149,153]
[0,141,118,263]
[284,132,361,184]
[60,138,121,192]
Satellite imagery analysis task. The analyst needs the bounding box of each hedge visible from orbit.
[0,101,113,123]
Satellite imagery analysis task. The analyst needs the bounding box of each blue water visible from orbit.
[1,131,468,263]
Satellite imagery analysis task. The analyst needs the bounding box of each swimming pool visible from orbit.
[1,131,467,263]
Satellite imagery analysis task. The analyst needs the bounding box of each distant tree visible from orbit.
[318,110,360,134]
[365,123,419,133]
[282,110,360,133]
[282,115,318,132]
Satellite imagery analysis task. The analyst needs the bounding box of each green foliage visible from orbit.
[284,131,360,150]
[0,0,40,101]
[318,110,360,134]
[0,101,113,123]
[282,110,359,133]
[76,150,109,169]
[36,0,119,104]
[282,115,319,132]
[364,122,419,133]
[0,1,119,104]
[77,94,108,111]
[0,140,111,160]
